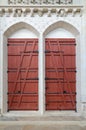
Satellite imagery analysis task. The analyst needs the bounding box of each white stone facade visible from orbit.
[0,0,86,117]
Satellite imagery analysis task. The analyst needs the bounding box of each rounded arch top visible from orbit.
[4,22,39,37]
[43,21,80,37]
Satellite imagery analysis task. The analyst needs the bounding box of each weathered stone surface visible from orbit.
[0,116,18,121]
[0,116,86,130]
[0,123,86,130]
[17,116,86,121]
[23,125,82,130]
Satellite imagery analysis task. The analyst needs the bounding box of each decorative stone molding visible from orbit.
[8,0,72,5]
[0,6,83,17]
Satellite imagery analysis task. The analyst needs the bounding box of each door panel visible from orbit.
[45,38,76,110]
[8,39,38,111]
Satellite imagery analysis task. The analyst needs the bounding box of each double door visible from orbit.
[8,38,76,111]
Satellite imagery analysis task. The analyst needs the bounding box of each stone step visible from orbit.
[0,116,86,130]
[0,115,86,121]
[0,121,86,130]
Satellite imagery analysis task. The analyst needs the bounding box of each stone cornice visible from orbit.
[0,5,83,17]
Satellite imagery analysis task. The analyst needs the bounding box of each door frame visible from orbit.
[0,21,81,116]
[1,35,81,116]
[43,36,81,115]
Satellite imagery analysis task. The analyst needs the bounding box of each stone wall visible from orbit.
[0,0,86,115]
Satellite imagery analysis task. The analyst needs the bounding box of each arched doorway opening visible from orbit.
[43,21,81,112]
[2,22,39,113]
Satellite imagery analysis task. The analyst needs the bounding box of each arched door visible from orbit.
[8,38,38,111]
[45,38,76,110]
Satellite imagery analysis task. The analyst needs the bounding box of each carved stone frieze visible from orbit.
[0,6,82,17]
[8,0,72,5]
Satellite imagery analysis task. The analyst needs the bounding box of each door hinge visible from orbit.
[75,101,77,103]
[7,101,9,104]
[75,109,77,112]
[45,50,50,53]
[34,50,39,53]
[7,70,9,73]
[7,44,9,46]
[45,77,49,80]
[7,109,9,112]
[74,92,77,95]
[46,87,49,90]
[46,103,48,106]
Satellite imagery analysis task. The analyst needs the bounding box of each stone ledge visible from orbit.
[0,115,86,121]
[0,5,83,17]
[0,120,86,130]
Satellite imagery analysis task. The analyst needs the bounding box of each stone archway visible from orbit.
[2,22,39,113]
[43,21,81,113]
[43,21,79,37]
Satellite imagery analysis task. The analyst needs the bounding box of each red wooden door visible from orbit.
[45,38,76,110]
[8,39,38,111]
